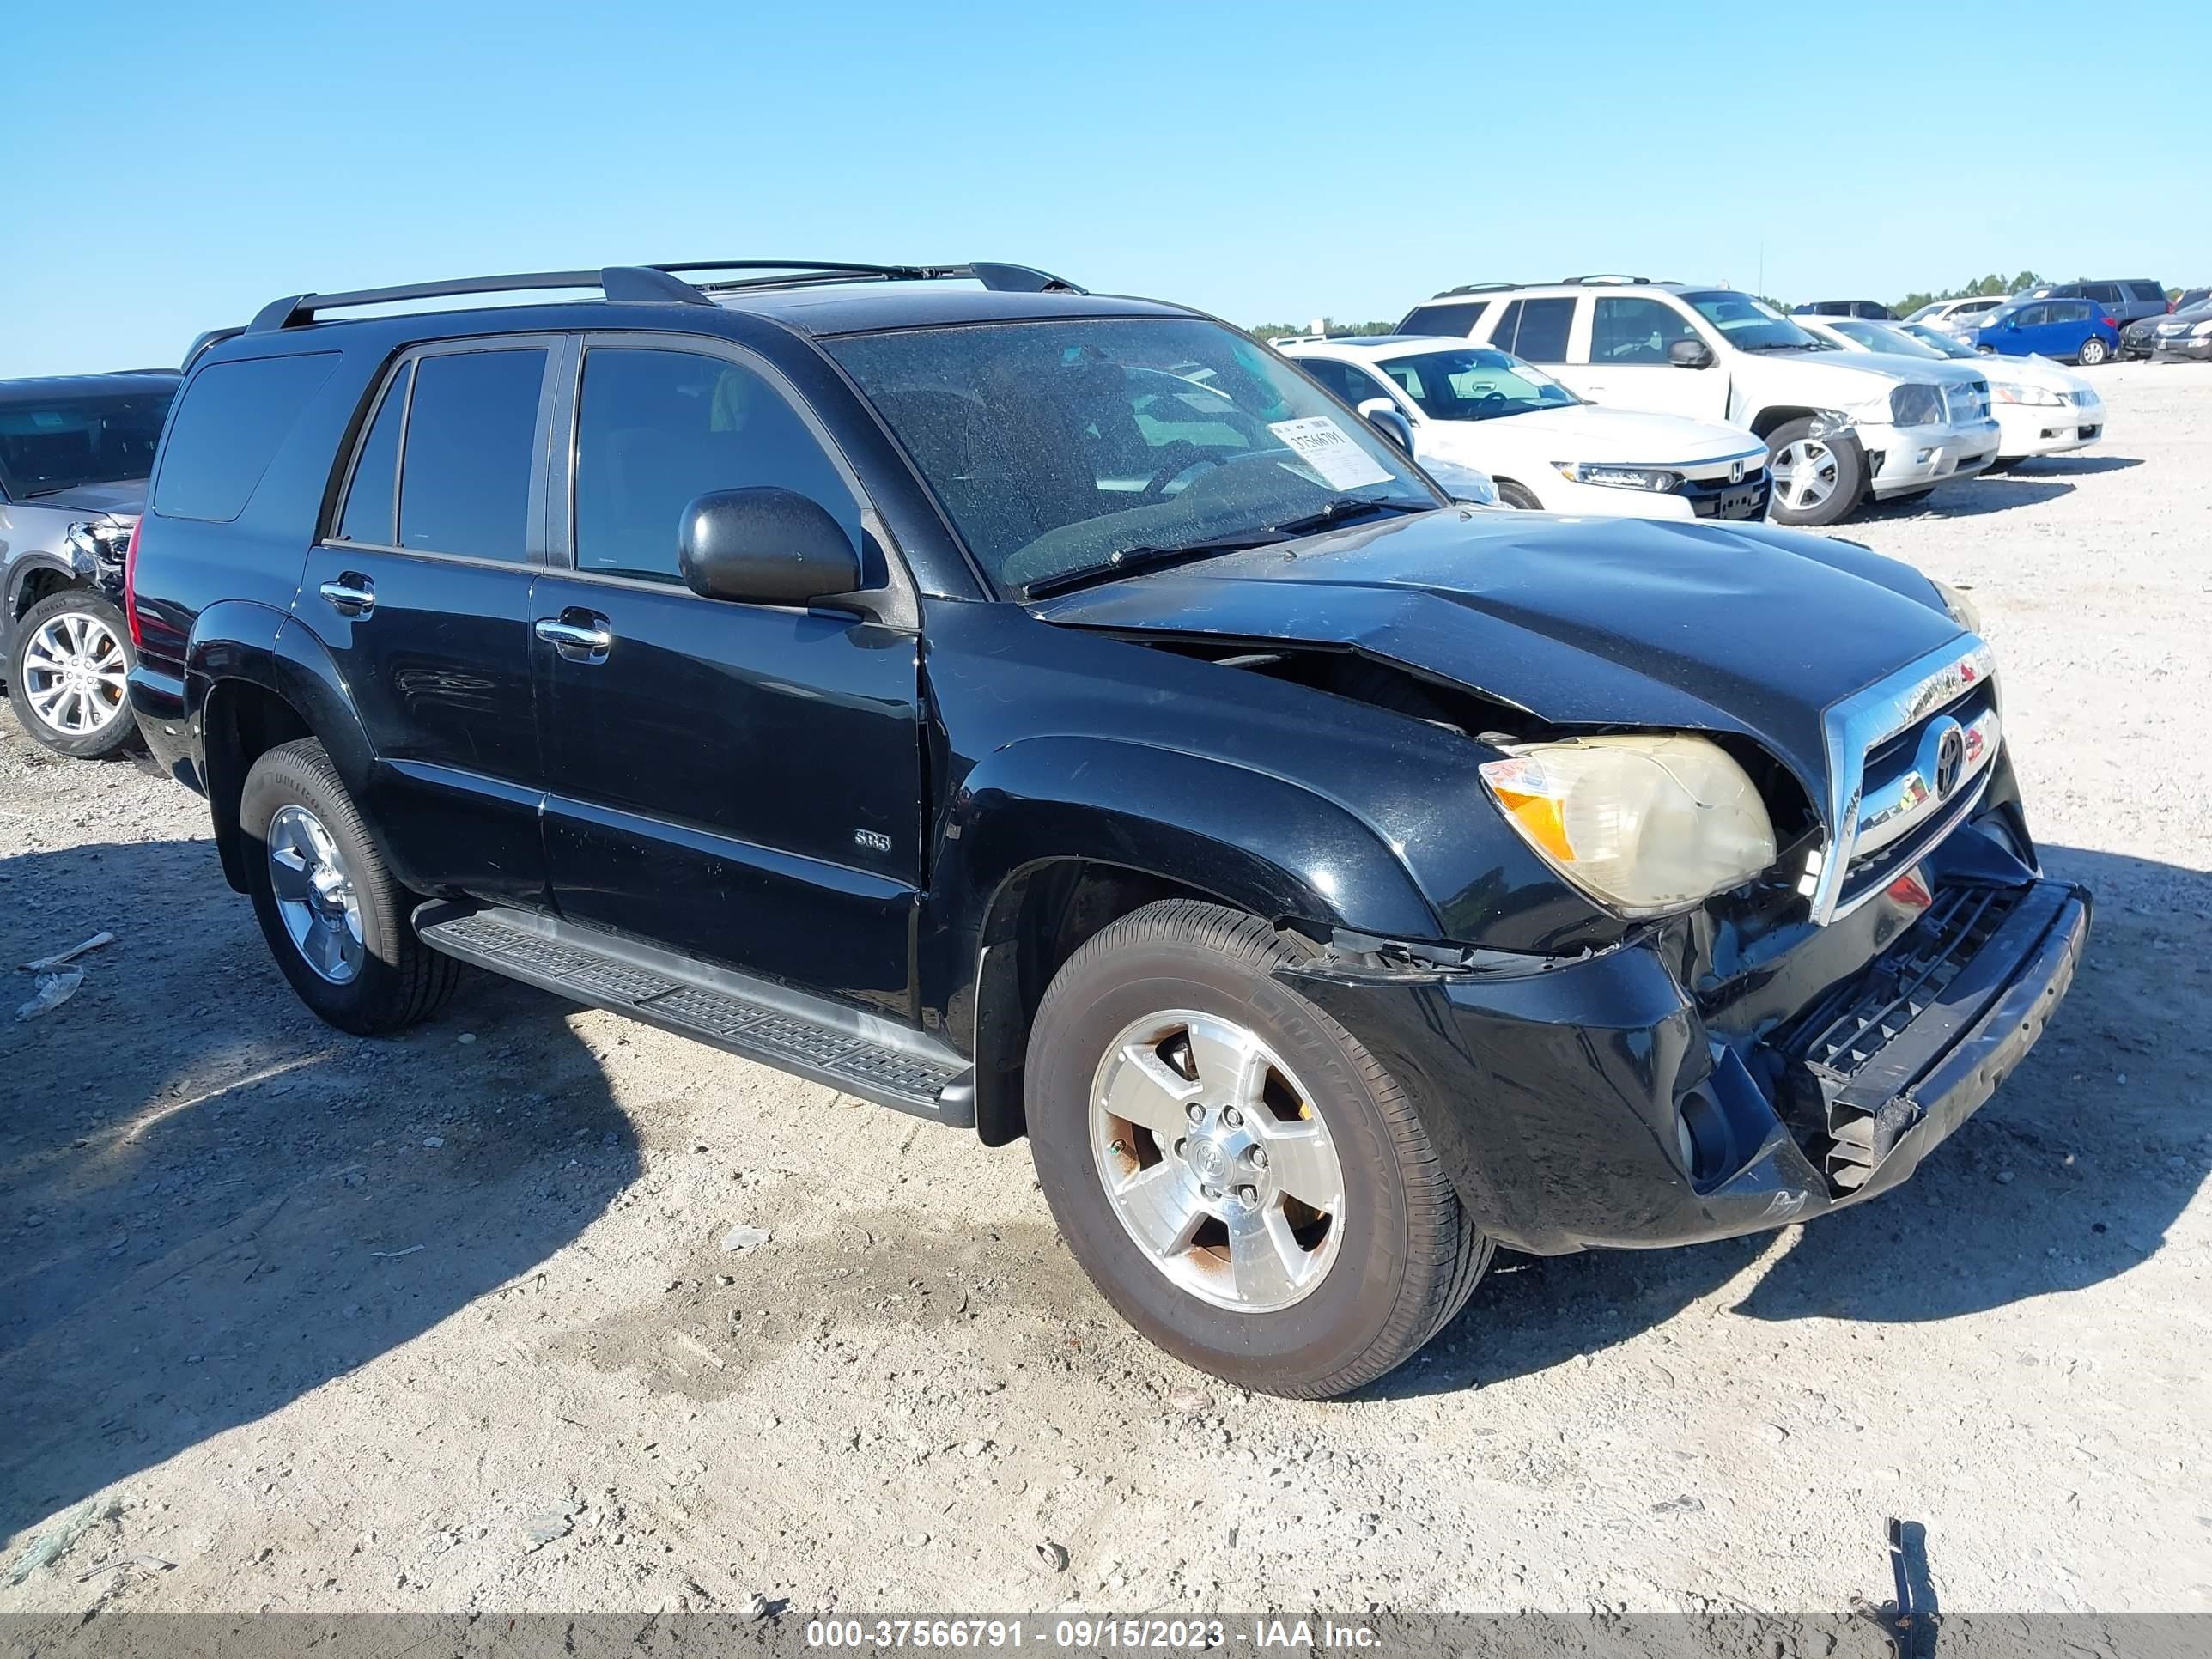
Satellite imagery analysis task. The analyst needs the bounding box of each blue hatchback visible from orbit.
[1975,296,2120,366]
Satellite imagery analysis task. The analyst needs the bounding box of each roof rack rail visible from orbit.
[247,259,1091,336]
[1431,282,1518,297]
[248,267,710,333]
[1559,274,1650,287]
[653,259,1086,296]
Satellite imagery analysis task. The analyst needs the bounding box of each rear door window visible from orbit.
[333,363,410,544]
[2082,283,2122,307]
[1504,297,1576,363]
[398,349,547,562]
[154,353,340,522]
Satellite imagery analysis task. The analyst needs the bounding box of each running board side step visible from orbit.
[412,902,974,1126]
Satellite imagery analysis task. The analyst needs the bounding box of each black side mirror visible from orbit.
[678,488,861,606]
[1359,403,1417,457]
[1668,338,1715,368]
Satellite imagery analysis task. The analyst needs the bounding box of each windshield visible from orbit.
[1676,290,1830,353]
[1899,325,1979,361]
[1374,346,1578,421]
[1826,319,1948,360]
[0,388,173,499]
[830,318,1441,594]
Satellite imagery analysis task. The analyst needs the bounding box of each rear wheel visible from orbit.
[1765,417,1866,527]
[240,738,459,1034]
[2076,336,2109,367]
[7,588,141,759]
[1024,900,1489,1398]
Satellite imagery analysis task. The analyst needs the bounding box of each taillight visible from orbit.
[2101,316,2117,330]
[123,517,144,648]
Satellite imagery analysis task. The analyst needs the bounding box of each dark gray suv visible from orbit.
[2026,280,2170,330]
[0,372,177,757]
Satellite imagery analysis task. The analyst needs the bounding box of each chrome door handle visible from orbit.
[534,615,613,662]
[319,574,374,617]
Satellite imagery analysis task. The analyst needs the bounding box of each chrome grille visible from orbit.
[1802,641,2001,926]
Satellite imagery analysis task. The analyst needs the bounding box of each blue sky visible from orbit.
[6,0,2208,375]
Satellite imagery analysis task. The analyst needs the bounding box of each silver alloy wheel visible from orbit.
[1089,1008,1346,1313]
[20,609,129,737]
[1771,439,1840,515]
[266,804,365,984]
[2079,337,2107,366]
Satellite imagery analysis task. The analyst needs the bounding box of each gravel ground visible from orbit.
[3,362,2208,1620]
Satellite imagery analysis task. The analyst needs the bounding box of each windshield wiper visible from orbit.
[1022,499,1432,599]
[1266,496,1432,538]
[1023,533,1284,599]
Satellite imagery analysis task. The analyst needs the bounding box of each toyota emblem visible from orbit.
[1934,723,1966,799]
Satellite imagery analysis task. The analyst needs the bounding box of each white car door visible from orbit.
[1570,294,1730,422]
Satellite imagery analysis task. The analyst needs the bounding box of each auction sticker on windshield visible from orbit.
[1267,416,1394,490]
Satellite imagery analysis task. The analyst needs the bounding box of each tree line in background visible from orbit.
[1890,272,2048,319]
[1249,273,2203,339]
[1244,319,1400,342]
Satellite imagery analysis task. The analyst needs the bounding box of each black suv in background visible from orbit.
[128,261,2087,1397]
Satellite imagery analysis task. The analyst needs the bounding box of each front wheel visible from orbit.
[2077,337,2110,366]
[1765,417,1867,527]
[7,588,141,759]
[1024,900,1489,1398]
[240,738,460,1035]
[1493,479,1544,511]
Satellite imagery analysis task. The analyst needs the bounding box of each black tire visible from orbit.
[2076,337,2109,367]
[6,588,143,760]
[1493,479,1544,511]
[1024,899,1490,1399]
[1765,416,1867,528]
[240,738,460,1035]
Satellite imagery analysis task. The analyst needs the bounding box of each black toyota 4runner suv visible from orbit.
[128,260,2087,1398]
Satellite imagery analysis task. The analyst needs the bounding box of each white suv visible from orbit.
[1396,278,2002,526]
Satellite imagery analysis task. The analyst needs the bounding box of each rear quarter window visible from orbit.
[153,352,340,523]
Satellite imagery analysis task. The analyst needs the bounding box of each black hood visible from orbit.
[1030,508,1966,806]
[6,478,146,518]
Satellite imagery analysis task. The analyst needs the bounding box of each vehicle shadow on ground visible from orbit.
[1375,842,2209,1398]
[1865,478,2078,520]
[2000,453,2142,477]
[0,837,637,1556]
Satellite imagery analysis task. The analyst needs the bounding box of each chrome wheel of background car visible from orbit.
[20,610,129,737]
[265,803,366,984]
[1089,1008,1346,1313]
[2079,338,2108,366]
[1771,440,1840,516]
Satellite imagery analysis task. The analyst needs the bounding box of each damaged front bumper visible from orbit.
[1285,822,2089,1255]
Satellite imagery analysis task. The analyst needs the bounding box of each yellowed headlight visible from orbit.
[1479,733,1778,917]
